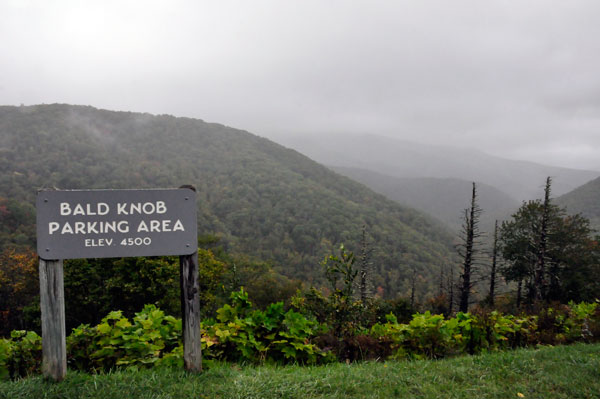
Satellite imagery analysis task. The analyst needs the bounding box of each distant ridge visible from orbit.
[556,176,600,231]
[332,167,519,233]
[277,134,599,202]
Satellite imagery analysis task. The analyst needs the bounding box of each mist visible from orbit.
[1,1,600,170]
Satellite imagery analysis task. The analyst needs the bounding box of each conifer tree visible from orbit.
[500,177,599,304]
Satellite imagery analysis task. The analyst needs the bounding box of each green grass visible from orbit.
[1,344,599,399]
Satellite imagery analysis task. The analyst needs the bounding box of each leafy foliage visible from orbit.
[0,197,35,250]
[66,305,182,372]
[202,289,332,364]
[500,196,600,304]
[1,299,599,379]
[0,249,38,336]
[370,310,539,360]
[0,330,41,380]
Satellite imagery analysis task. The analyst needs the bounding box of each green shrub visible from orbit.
[1,299,598,379]
[67,304,181,371]
[566,301,598,342]
[370,310,540,360]
[0,339,11,380]
[202,289,333,364]
[0,330,41,380]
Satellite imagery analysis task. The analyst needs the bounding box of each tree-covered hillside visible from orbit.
[556,176,600,231]
[0,104,456,298]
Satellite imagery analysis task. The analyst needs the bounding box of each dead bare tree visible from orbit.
[458,182,484,313]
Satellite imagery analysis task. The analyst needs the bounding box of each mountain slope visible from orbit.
[332,167,520,233]
[556,177,600,231]
[0,104,456,298]
[278,134,599,202]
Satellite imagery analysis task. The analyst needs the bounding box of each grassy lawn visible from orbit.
[1,343,598,399]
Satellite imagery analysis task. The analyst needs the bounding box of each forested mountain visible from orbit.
[0,104,456,299]
[556,177,600,231]
[332,167,519,233]
[278,134,600,202]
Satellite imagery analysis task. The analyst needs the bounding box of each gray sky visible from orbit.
[2,0,600,170]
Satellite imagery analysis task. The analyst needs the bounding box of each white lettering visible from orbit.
[60,203,71,216]
[156,201,167,214]
[104,221,116,233]
[85,204,96,215]
[98,202,109,215]
[142,202,155,214]
[73,204,85,216]
[130,203,141,214]
[117,203,128,215]
[74,222,85,234]
[49,222,60,234]
[150,220,160,232]
[87,222,98,234]
[85,238,113,247]
[137,221,149,232]
[173,219,185,232]
[117,221,129,233]
[61,222,73,234]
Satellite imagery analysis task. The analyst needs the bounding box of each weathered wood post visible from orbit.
[178,184,201,372]
[180,252,202,372]
[38,258,67,381]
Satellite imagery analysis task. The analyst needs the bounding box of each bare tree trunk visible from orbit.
[459,182,481,313]
[438,266,445,297]
[448,265,454,314]
[489,220,499,307]
[516,279,522,308]
[359,225,371,303]
[534,177,552,301]
[410,266,416,309]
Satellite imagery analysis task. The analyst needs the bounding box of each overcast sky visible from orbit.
[1,0,600,170]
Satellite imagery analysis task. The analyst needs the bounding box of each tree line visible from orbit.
[454,177,599,313]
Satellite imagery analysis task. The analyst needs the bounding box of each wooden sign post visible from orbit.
[38,258,66,381]
[36,188,201,381]
[180,253,201,372]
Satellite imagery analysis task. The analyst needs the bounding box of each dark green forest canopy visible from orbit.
[0,104,456,298]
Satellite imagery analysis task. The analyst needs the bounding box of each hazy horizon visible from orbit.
[2,1,600,170]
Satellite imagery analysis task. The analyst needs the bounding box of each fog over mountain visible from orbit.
[556,177,600,231]
[278,134,600,202]
[331,167,519,234]
[2,1,600,171]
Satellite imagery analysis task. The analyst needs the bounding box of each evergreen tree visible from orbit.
[500,177,600,303]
